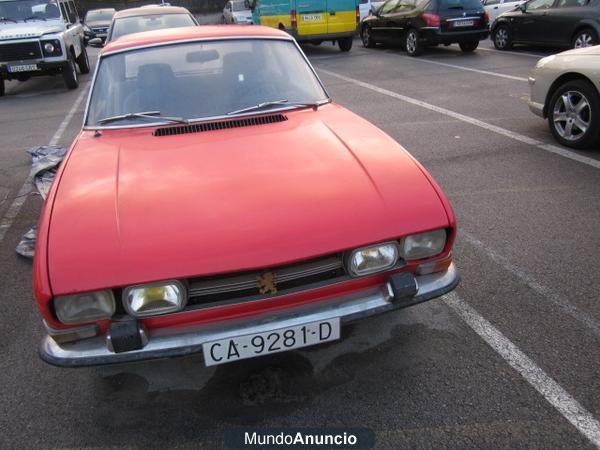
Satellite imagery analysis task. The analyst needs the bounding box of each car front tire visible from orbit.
[572,28,598,49]
[548,79,600,149]
[76,45,90,74]
[459,40,479,52]
[62,54,79,90]
[405,29,423,56]
[338,37,353,52]
[493,24,513,50]
[361,25,376,48]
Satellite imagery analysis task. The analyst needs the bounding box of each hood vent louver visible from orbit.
[153,114,288,137]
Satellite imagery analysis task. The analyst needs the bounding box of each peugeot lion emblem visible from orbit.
[257,272,277,295]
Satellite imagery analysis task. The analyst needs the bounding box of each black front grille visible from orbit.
[0,41,42,62]
[154,114,288,137]
[185,255,347,310]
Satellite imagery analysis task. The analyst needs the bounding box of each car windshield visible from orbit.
[110,13,196,40]
[0,0,61,21]
[85,10,114,21]
[232,1,246,11]
[86,39,329,127]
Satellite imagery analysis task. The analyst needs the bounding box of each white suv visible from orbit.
[0,0,89,96]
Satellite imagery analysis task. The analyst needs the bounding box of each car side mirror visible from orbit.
[88,37,103,48]
[519,3,527,12]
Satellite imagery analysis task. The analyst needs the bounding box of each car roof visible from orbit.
[101,25,291,55]
[87,8,116,13]
[113,6,192,19]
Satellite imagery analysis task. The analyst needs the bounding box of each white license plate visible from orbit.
[302,14,323,21]
[8,64,38,73]
[452,20,474,27]
[202,318,340,366]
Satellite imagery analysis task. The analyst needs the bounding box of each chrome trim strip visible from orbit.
[446,16,480,21]
[83,35,332,128]
[39,264,459,367]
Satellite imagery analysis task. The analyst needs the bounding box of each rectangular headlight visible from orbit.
[54,290,115,324]
[347,242,399,277]
[123,280,186,318]
[400,229,447,261]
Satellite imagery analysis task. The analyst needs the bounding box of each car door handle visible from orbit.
[493,5,498,8]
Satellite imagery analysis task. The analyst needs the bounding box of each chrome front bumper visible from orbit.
[40,264,459,367]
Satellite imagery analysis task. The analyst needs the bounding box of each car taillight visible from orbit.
[483,10,490,24]
[356,5,360,24]
[422,12,440,27]
[291,9,297,28]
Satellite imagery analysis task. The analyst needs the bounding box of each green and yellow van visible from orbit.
[247,0,359,51]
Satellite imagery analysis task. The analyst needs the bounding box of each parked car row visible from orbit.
[357,0,600,56]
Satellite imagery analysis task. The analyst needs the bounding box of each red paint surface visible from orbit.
[34,27,456,330]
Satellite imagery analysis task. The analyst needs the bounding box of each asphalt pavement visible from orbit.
[0,37,599,449]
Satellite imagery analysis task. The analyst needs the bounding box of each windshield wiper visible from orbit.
[0,17,18,23]
[227,99,325,116]
[98,111,189,125]
[24,16,46,21]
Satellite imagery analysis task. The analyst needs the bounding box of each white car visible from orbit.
[222,0,253,24]
[529,45,600,149]
[0,0,88,95]
[359,0,385,22]
[482,0,523,24]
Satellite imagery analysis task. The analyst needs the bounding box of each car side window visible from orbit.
[380,0,401,13]
[395,0,416,10]
[556,0,586,6]
[58,1,68,22]
[484,0,501,5]
[526,0,556,9]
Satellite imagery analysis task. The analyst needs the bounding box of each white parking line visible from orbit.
[0,87,88,244]
[461,231,600,339]
[478,46,547,59]
[404,57,528,81]
[445,292,600,448]
[318,69,600,170]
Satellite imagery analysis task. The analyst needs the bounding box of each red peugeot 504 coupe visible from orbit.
[35,26,459,367]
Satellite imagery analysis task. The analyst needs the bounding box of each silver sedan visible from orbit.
[529,45,600,149]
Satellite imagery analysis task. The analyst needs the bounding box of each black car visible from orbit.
[361,0,490,56]
[83,8,116,44]
[492,0,600,50]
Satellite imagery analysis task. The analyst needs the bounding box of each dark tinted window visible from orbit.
[526,0,556,9]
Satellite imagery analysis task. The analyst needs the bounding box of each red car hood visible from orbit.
[47,104,450,294]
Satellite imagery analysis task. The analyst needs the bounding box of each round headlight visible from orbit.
[54,290,115,324]
[347,242,399,277]
[400,229,447,261]
[44,42,55,53]
[123,280,186,318]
